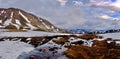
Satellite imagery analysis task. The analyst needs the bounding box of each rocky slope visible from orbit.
[0,8,66,32]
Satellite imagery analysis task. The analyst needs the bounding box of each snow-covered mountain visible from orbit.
[0,8,66,32]
[69,29,120,34]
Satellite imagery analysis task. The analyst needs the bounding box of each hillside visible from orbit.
[0,8,66,32]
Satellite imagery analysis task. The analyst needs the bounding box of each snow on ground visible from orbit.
[0,40,35,59]
[18,37,93,59]
[98,32,120,44]
[1,31,120,59]
[18,38,69,59]
[0,31,72,37]
[99,32,120,39]
[69,37,93,47]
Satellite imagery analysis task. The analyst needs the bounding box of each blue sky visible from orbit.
[0,0,120,30]
[111,0,116,2]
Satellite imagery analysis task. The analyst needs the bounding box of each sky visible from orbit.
[0,0,120,30]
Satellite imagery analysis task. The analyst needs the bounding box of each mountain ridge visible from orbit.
[0,8,66,33]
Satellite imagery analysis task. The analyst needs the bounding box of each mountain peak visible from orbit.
[0,8,66,32]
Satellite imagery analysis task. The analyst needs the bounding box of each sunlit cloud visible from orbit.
[89,0,120,9]
[56,0,68,6]
[98,14,120,21]
[73,1,83,6]
[110,0,120,8]
[100,15,112,20]
[88,0,110,6]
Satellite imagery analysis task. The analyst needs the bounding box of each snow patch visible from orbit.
[4,19,11,25]
[11,23,20,29]
[0,20,2,23]
[42,22,50,29]
[0,10,5,15]
[51,26,54,29]
[116,41,120,44]
[0,31,71,37]
[16,19,21,25]
[99,33,120,39]
[19,11,30,23]
[10,12,14,18]
[26,23,37,30]
[39,19,43,21]
[0,40,34,59]
[68,37,93,47]
[26,38,32,41]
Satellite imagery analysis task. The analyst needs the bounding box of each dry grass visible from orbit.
[77,34,103,40]
[64,39,120,59]
[7,29,27,32]
[52,36,69,44]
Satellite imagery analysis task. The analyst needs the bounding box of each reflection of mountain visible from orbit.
[0,8,66,32]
